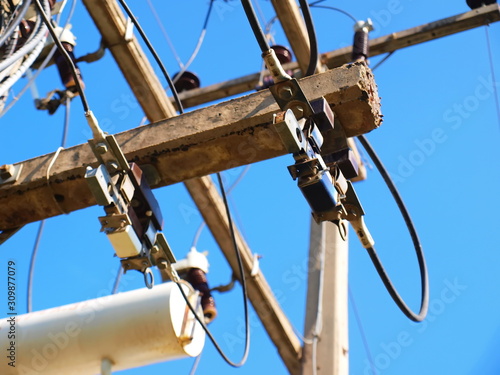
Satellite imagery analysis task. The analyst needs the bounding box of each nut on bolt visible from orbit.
[95,142,108,155]
[0,164,13,180]
[107,161,119,172]
[279,86,294,100]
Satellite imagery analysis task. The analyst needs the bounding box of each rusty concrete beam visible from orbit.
[0,63,380,230]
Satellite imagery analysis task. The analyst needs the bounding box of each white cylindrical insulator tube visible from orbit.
[0,282,205,374]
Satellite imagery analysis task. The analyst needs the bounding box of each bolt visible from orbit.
[145,210,153,217]
[107,161,119,172]
[95,143,108,155]
[119,219,127,228]
[0,164,14,180]
[278,86,293,100]
[142,261,149,267]
[292,105,304,119]
[124,263,130,269]
[151,245,159,254]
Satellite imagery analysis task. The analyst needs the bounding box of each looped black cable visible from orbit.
[357,135,429,322]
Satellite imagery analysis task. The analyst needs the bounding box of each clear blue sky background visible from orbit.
[1,1,500,374]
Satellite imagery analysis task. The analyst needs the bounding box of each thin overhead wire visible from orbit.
[173,0,214,84]
[371,51,395,71]
[189,353,202,375]
[27,220,45,313]
[309,2,357,23]
[145,0,184,69]
[349,286,376,375]
[111,264,124,295]
[485,26,500,128]
[191,166,251,248]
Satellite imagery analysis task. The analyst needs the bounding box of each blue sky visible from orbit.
[1,0,500,374]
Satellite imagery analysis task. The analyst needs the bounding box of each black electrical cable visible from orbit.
[298,0,319,76]
[0,0,31,49]
[356,134,429,322]
[240,0,270,53]
[175,173,250,367]
[115,1,250,366]
[33,0,90,113]
[116,0,184,114]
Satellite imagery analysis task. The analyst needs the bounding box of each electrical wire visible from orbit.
[173,0,214,84]
[241,0,271,53]
[145,0,184,69]
[0,1,48,74]
[189,353,202,375]
[191,165,251,248]
[371,51,395,71]
[176,173,250,367]
[298,0,319,76]
[34,0,90,112]
[485,26,500,128]
[116,0,184,114]
[111,263,124,295]
[265,1,356,38]
[243,0,318,76]
[27,92,72,313]
[309,3,357,23]
[356,135,429,322]
[27,220,45,313]
[0,31,47,97]
[0,0,78,117]
[117,1,250,366]
[348,286,376,375]
[0,0,31,49]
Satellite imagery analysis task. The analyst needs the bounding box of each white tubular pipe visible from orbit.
[0,282,205,375]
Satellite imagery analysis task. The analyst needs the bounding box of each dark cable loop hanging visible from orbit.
[357,135,429,322]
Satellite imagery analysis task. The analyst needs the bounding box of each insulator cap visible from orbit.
[466,0,496,9]
[352,30,369,62]
[173,71,200,93]
[270,45,293,65]
[186,268,217,324]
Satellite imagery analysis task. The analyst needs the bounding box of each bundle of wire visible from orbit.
[0,0,51,109]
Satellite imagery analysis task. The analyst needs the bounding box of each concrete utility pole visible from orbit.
[266,3,350,374]
[302,221,349,375]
